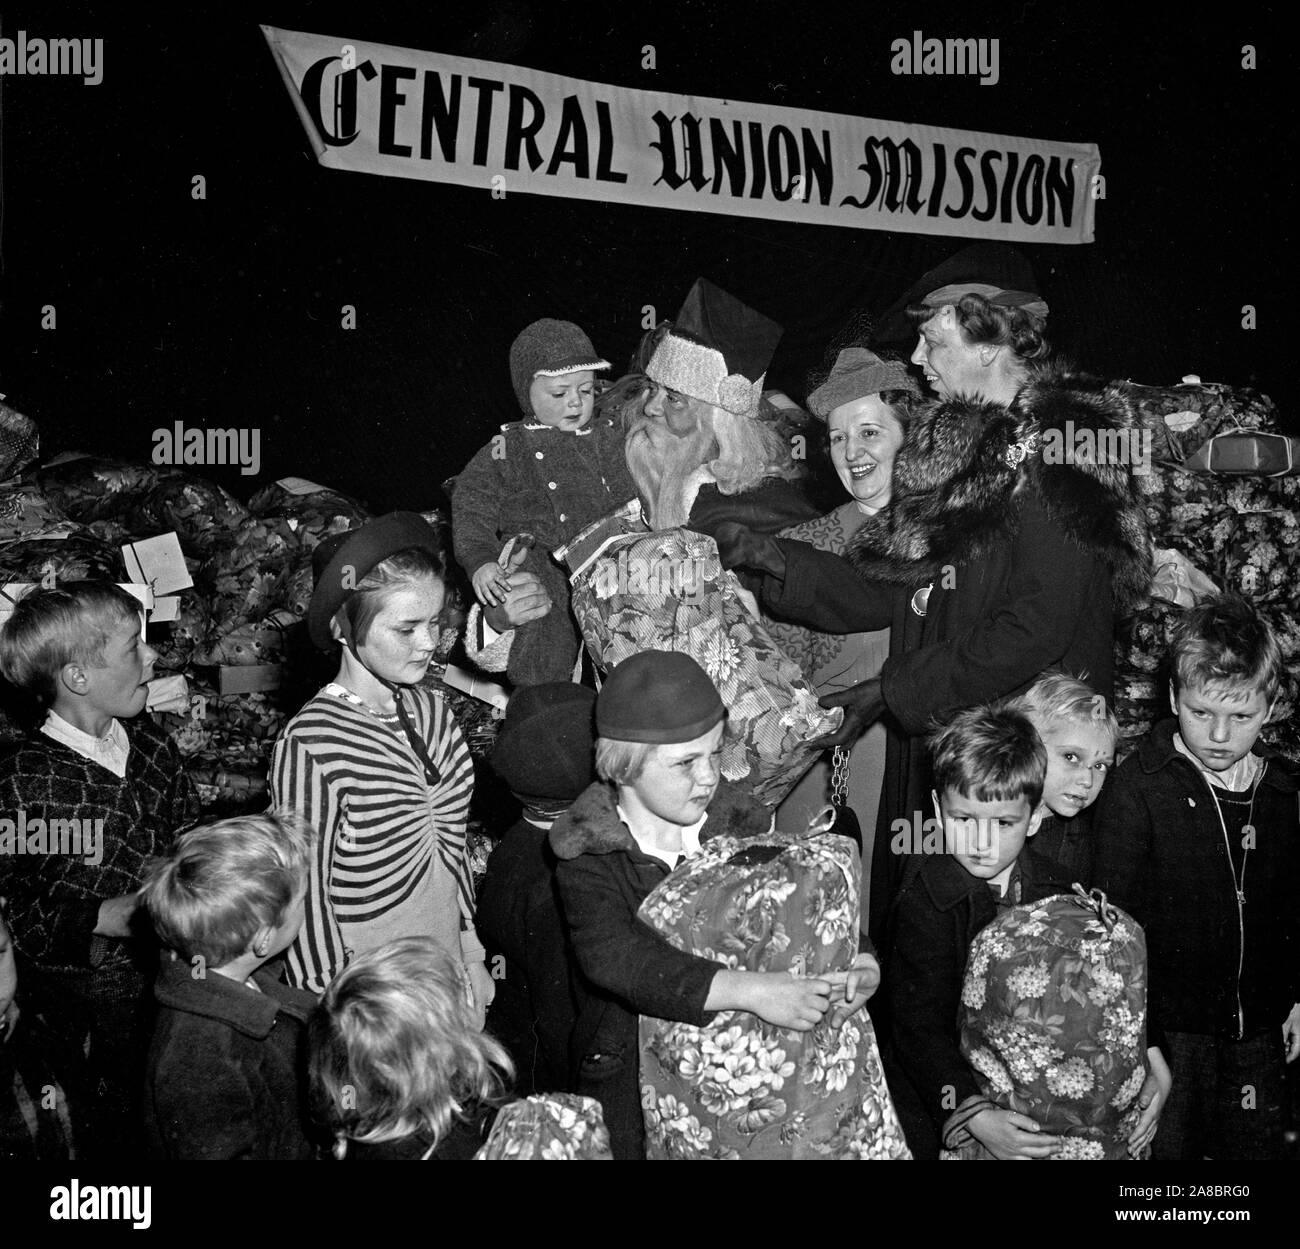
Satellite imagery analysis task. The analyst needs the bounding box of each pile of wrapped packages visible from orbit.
[1116,378,1299,761]
[0,402,502,851]
[1,369,1296,833]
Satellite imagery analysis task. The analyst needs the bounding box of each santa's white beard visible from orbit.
[626,416,717,530]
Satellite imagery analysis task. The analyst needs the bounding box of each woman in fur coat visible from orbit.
[719,258,1152,951]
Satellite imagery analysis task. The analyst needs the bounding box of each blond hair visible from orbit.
[0,582,141,711]
[308,937,511,1155]
[1009,671,1119,748]
[141,812,314,966]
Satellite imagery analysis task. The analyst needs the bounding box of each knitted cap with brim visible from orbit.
[307,512,442,651]
[490,682,597,803]
[806,348,921,420]
[509,319,610,413]
[596,651,725,745]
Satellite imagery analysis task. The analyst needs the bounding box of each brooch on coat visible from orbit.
[1003,431,1041,468]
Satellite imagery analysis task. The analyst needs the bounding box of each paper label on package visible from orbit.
[121,532,193,596]
[276,476,326,495]
[150,595,182,622]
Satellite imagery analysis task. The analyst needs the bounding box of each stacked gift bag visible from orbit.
[474,1094,612,1160]
[945,888,1148,1160]
[560,503,841,806]
[638,826,910,1159]
[1116,377,1299,761]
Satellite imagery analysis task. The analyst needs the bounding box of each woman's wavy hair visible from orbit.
[308,936,512,1157]
[909,292,1050,362]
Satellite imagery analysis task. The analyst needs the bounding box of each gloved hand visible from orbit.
[808,678,886,749]
[714,521,787,577]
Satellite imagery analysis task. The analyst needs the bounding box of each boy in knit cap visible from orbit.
[451,318,639,687]
[475,682,597,1095]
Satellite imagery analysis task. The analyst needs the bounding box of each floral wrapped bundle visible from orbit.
[0,533,124,584]
[1111,599,1183,758]
[199,515,301,628]
[38,456,162,524]
[1122,377,1280,467]
[247,478,370,551]
[150,588,212,672]
[475,1094,612,1160]
[1256,602,1300,763]
[0,400,40,481]
[184,757,271,815]
[945,888,1148,1160]
[194,609,297,667]
[0,483,79,543]
[638,829,910,1160]
[1219,476,1300,605]
[137,471,250,557]
[564,521,840,806]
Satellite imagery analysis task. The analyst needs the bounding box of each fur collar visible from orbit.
[846,359,1152,611]
[549,778,772,861]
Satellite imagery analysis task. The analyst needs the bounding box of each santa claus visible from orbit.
[624,278,816,537]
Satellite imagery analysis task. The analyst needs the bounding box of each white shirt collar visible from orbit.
[1172,732,1262,793]
[616,802,707,868]
[42,710,130,778]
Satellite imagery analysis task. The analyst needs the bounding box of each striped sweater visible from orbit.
[271,685,481,994]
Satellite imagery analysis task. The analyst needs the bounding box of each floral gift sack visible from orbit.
[474,1094,612,1160]
[559,505,841,807]
[638,827,911,1159]
[944,887,1149,1160]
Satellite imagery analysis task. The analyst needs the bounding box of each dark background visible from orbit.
[0,0,1293,512]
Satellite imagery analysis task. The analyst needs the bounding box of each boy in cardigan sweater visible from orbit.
[1093,595,1300,1159]
[452,319,638,687]
[0,582,199,1157]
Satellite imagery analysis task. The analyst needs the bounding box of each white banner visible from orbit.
[262,25,1100,244]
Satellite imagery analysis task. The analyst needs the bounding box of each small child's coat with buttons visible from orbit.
[451,416,638,686]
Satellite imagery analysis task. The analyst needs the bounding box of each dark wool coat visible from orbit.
[1034,808,1096,891]
[549,778,772,1158]
[144,956,319,1160]
[452,416,640,685]
[476,816,580,1095]
[761,361,1152,940]
[881,844,1072,1159]
[451,416,639,577]
[1092,720,1300,1041]
[685,476,819,539]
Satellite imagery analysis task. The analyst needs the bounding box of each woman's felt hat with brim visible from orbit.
[874,243,1043,342]
[595,650,725,745]
[307,511,442,650]
[806,347,921,420]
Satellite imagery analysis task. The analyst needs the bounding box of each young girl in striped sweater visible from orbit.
[272,513,493,1020]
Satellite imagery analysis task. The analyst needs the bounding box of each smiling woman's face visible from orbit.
[827,395,905,508]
